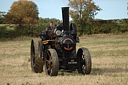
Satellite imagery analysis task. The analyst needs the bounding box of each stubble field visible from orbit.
[0,34,128,85]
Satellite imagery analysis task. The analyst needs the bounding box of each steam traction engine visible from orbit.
[30,7,92,76]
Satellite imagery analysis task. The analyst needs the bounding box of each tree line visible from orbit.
[0,17,59,39]
[0,0,128,39]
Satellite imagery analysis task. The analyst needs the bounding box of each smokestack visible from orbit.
[62,7,69,33]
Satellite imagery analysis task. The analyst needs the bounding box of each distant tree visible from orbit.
[68,0,101,35]
[0,11,6,24]
[0,11,5,18]
[4,0,39,26]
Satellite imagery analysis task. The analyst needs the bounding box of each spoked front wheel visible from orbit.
[77,48,92,75]
[45,49,59,76]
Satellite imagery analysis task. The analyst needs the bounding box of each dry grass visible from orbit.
[0,34,128,85]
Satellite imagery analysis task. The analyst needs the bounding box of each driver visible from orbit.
[46,21,55,36]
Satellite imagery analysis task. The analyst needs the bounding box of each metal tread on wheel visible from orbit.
[77,47,92,75]
[31,38,44,73]
[45,49,59,76]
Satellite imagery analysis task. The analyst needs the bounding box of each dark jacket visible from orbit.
[46,26,53,31]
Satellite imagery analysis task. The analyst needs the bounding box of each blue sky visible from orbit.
[0,0,128,20]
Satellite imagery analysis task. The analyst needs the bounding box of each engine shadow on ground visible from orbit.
[91,67,127,75]
[57,71,79,76]
[57,67,127,76]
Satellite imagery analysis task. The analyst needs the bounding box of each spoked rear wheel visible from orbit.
[38,40,44,58]
[31,39,43,73]
[77,48,92,75]
[45,49,59,76]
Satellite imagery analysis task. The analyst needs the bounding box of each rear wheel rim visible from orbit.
[77,48,91,74]
[38,41,43,58]
[32,55,35,67]
[31,44,35,68]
